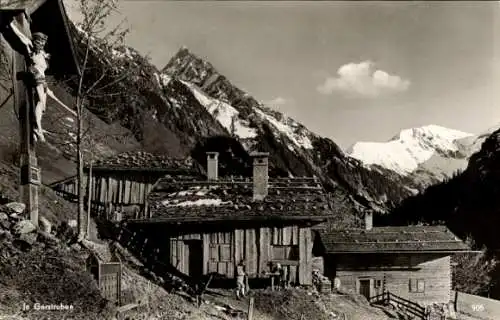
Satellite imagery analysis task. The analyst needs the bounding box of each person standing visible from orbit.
[236,260,246,299]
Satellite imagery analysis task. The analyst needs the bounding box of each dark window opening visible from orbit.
[409,279,425,293]
[272,245,299,261]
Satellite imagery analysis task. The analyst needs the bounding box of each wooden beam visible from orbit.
[10,12,39,227]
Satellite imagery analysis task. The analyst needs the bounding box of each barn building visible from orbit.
[49,151,198,218]
[124,151,331,286]
[313,215,470,306]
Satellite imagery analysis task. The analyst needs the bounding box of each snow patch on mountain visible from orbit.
[183,81,258,139]
[254,108,314,150]
[154,73,172,87]
[348,125,473,175]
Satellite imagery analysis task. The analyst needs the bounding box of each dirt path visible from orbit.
[202,289,274,320]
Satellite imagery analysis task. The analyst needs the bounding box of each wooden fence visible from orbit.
[370,291,427,319]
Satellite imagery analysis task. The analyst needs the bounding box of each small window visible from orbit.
[272,245,299,260]
[209,244,218,261]
[409,279,425,293]
[417,279,425,292]
[219,244,231,262]
[272,246,286,260]
[375,280,382,288]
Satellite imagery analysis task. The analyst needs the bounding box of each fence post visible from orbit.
[453,291,458,313]
[248,297,254,320]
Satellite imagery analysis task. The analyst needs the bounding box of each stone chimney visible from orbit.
[251,152,269,201]
[365,211,373,231]
[206,152,219,180]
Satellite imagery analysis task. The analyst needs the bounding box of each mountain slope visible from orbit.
[0,62,140,185]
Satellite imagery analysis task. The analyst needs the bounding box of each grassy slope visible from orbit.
[0,78,141,185]
[0,240,113,319]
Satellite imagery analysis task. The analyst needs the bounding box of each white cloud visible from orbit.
[317,61,410,97]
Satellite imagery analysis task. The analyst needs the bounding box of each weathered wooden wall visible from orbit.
[167,225,313,285]
[327,253,452,306]
[53,172,160,218]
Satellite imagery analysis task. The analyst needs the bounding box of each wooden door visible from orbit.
[186,240,203,278]
[359,279,371,300]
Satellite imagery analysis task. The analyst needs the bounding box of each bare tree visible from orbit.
[0,36,13,110]
[72,0,137,240]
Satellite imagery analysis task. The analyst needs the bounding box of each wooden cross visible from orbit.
[3,9,75,227]
[8,11,40,227]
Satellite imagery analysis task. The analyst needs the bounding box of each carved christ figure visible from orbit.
[28,32,50,142]
[9,21,77,142]
[9,18,49,142]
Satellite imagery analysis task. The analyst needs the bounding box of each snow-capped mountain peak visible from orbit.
[159,47,317,153]
[348,125,473,175]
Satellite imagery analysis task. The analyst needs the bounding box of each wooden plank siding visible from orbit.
[328,254,452,306]
[51,172,161,219]
[166,225,313,285]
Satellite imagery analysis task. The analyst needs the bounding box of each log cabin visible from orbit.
[49,151,198,219]
[313,213,470,306]
[124,151,331,286]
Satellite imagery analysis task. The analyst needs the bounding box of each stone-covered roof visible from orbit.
[318,226,469,253]
[144,175,332,223]
[89,151,197,173]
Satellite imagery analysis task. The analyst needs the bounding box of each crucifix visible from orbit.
[10,21,77,141]
[2,3,79,227]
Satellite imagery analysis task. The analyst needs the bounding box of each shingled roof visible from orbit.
[89,151,197,173]
[318,226,469,253]
[142,175,332,223]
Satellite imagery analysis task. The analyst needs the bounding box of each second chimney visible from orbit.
[251,152,269,201]
[206,152,219,180]
[365,211,373,231]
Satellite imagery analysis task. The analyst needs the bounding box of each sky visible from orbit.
[65,1,500,150]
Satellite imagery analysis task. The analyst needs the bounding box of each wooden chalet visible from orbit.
[126,152,331,286]
[314,215,470,306]
[50,151,198,218]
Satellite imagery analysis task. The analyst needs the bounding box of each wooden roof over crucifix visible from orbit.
[0,0,80,77]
